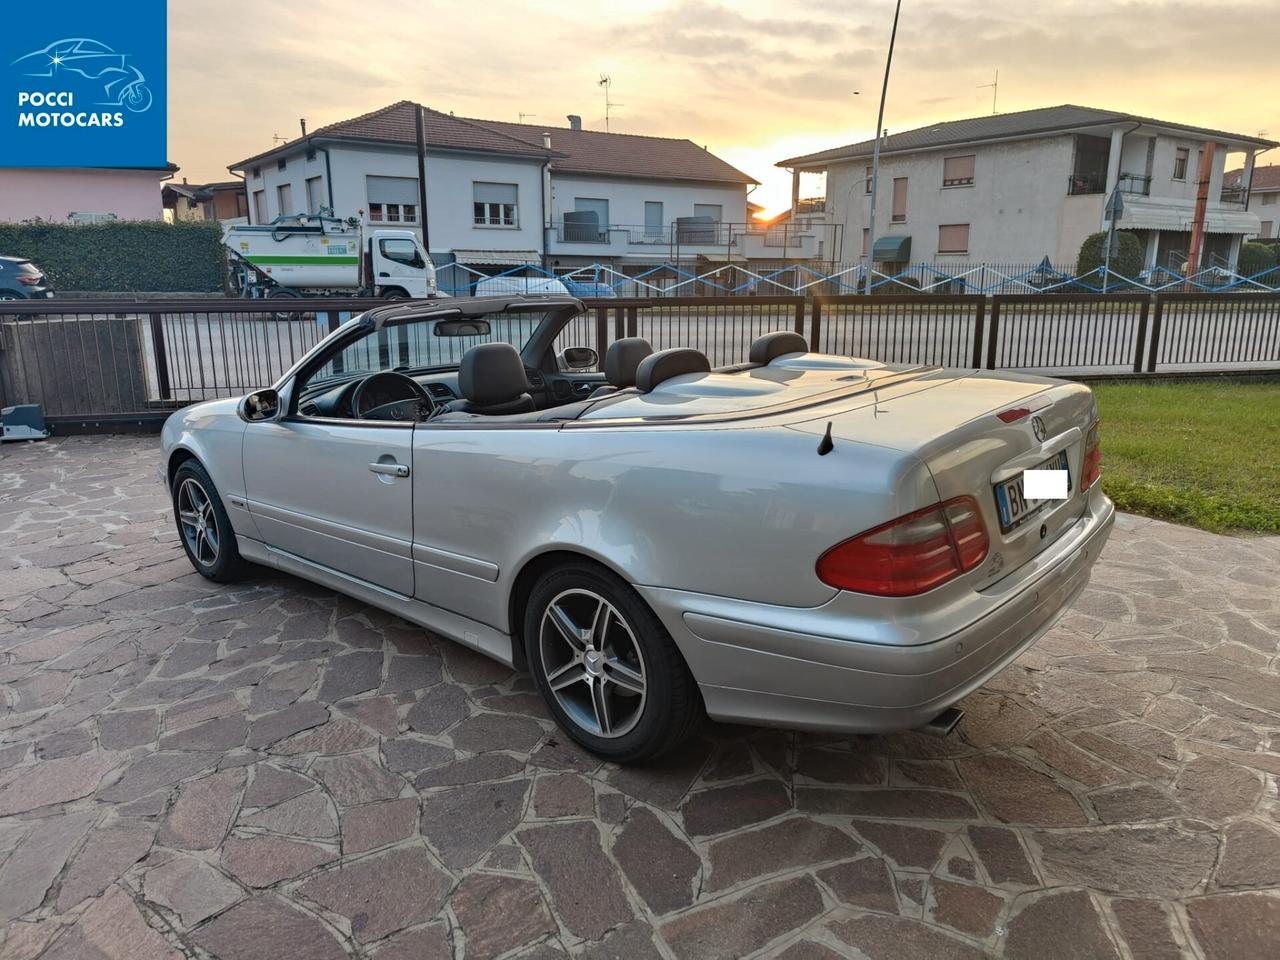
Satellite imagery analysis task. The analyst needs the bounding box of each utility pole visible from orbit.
[864,0,903,295]
[1185,141,1215,284]
[414,104,431,255]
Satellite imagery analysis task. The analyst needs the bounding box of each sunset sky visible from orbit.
[171,0,1280,216]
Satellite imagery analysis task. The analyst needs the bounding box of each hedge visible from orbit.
[1076,230,1145,280]
[1238,241,1278,277]
[0,220,224,292]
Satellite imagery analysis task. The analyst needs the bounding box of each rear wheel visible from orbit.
[524,561,701,762]
[172,460,250,582]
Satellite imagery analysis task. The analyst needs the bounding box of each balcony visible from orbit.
[1220,186,1247,205]
[795,197,826,215]
[1118,173,1151,196]
[1068,171,1107,196]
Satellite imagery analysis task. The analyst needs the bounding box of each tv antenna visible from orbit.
[271,133,290,145]
[978,69,999,114]
[598,75,623,131]
[518,112,538,123]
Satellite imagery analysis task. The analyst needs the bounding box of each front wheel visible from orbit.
[524,561,702,762]
[172,460,250,582]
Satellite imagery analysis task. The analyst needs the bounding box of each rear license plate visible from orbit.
[995,449,1070,532]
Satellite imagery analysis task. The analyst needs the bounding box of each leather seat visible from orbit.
[589,337,652,398]
[635,348,711,392]
[749,331,809,365]
[442,342,536,415]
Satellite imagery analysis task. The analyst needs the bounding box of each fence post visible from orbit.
[985,297,1001,369]
[625,305,638,338]
[810,298,823,351]
[595,306,608,361]
[1146,296,1164,373]
[1133,296,1151,373]
[971,296,986,368]
[148,312,172,401]
[793,298,805,336]
[324,310,341,334]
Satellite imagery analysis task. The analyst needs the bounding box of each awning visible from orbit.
[872,235,911,261]
[1117,198,1261,235]
[450,249,541,266]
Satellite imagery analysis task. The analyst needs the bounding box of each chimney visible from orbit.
[543,132,552,150]
[299,118,308,137]
[566,114,582,131]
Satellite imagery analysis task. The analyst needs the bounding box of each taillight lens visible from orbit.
[1081,420,1101,490]
[817,495,990,597]
[17,275,41,286]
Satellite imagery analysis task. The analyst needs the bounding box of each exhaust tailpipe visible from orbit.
[919,706,964,738]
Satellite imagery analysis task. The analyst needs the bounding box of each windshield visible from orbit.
[303,307,555,389]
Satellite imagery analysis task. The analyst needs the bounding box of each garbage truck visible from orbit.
[223,215,437,300]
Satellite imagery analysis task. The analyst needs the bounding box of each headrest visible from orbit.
[749,330,809,365]
[458,342,530,406]
[635,348,711,392]
[604,337,653,388]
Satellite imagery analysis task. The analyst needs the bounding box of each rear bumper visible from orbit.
[638,489,1115,735]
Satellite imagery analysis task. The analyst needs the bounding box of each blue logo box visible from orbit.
[2,0,167,169]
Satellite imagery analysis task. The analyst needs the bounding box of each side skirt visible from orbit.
[236,535,515,667]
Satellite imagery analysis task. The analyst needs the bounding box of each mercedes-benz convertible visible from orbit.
[160,295,1114,761]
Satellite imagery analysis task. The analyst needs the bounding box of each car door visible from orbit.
[241,418,415,596]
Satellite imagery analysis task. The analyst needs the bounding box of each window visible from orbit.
[865,164,873,194]
[862,227,870,257]
[366,175,419,224]
[891,177,908,222]
[379,238,422,266]
[1261,221,1274,239]
[1172,147,1189,181]
[473,182,518,226]
[644,201,664,238]
[305,176,325,215]
[693,203,723,222]
[942,154,976,187]
[276,183,293,217]
[251,166,261,179]
[277,157,287,171]
[1261,193,1278,206]
[253,189,266,223]
[938,223,970,255]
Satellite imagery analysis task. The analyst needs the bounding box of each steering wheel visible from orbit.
[351,371,435,422]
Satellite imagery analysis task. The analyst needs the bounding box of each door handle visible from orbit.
[368,461,409,478]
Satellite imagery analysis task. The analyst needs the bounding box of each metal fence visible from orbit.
[2,293,1277,432]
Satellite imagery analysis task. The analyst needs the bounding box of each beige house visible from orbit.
[1224,164,1280,239]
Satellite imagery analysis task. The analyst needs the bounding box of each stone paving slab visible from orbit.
[1,435,1278,958]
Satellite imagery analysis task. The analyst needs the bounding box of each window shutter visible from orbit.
[473,182,518,204]
[366,176,419,205]
[943,155,975,184]
[891,178,908,220]
[938,223,969,253]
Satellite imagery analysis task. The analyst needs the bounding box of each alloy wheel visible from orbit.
[538,587,647,738]
[177,478,219,567]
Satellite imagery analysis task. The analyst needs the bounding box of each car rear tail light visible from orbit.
[996,407,1031,423]
[17,275,40,286]
[1081,420,1101,490]
[816,496,990,597]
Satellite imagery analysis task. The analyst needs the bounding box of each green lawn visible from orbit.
[1091,378,1280,534]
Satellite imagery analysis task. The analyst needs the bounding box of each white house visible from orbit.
[778,105,1276,273]
[229,101,816,287]
[1224,164,1280,240]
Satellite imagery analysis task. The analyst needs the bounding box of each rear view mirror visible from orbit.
[559,346,599,370]
[435,319,492,337]
[239,388,281,422]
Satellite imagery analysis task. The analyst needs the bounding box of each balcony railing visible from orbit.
[1118,173,1151,196]
[1220,186,1247,205]
[551,221,814,249]
[795,198,826,215]
[1067,171,1107,196]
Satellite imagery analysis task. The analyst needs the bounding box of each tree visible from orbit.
[1076,231,1144,281]
[1237,241,1278,278]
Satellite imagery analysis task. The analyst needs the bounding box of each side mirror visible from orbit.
[239,388,282,422]
[558,346,599,370]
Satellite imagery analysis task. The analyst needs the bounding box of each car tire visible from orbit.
[172,460,250,583]
[524,560,702,762]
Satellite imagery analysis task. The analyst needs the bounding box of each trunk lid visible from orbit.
[788,370,1098,589]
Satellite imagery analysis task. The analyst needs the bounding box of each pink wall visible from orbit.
[0,168,167,222]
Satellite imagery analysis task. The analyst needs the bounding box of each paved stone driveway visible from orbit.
[1,436,1278,960]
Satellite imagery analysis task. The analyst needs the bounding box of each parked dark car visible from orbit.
[0,258,55,299]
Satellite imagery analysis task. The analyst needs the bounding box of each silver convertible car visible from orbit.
[161,295,1114,761]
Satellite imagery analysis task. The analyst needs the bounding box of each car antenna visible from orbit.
[816,421,835,456]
